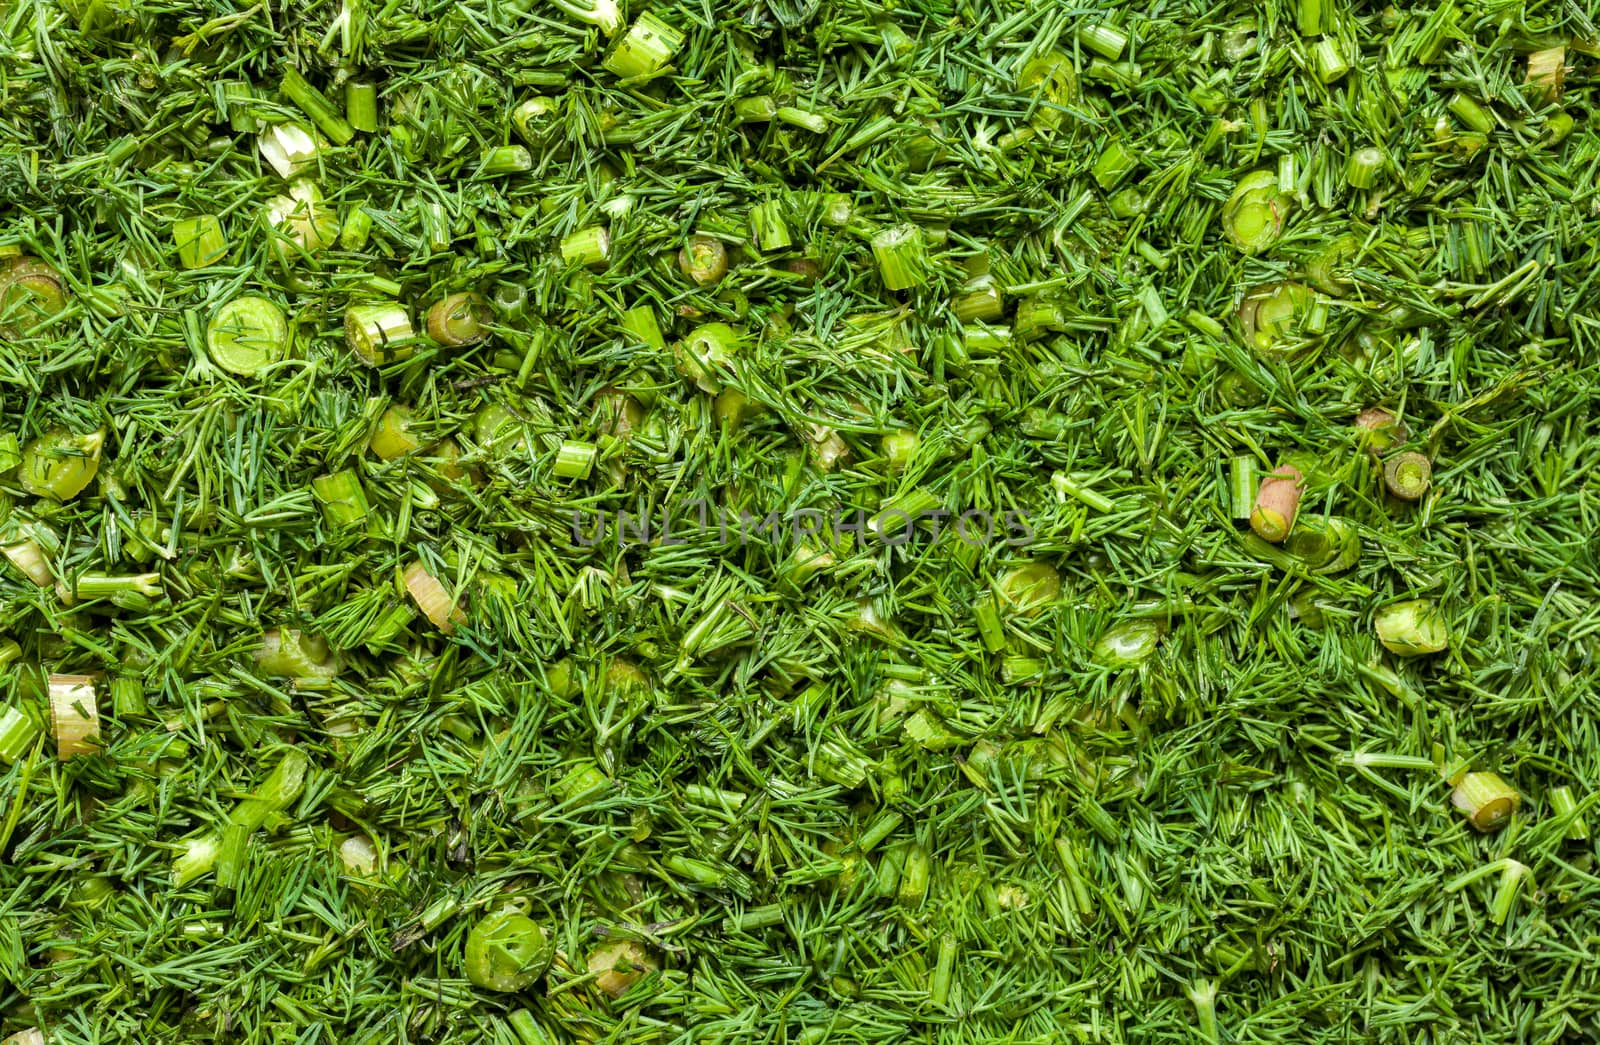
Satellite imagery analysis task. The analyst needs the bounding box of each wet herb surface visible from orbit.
[1,1,1599,1042]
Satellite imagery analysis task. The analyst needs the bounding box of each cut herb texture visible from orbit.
[1,1,1599,1042]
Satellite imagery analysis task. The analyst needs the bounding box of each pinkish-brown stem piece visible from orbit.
[1354,407,1407,454]
[1250,464,1304,542]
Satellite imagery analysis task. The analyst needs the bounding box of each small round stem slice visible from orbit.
[882,430,919,472]
[2,534,55,586]
[513,96,560,144]
[1451,772,1520,831]
[426,292,491,347]
[173,215,229,269]
[1017,50,1078,131]
[1283,516,1361,573]
[995,562,1061,615]
[1249,463,1303,542]
[345,81,379,131]
[266,181,339,252]
[1093,619,1162,667]
[370,405,424,460]
[345,302,415,366]
[20,428,105,501]
[0,257,71,338]
[479,145,533,176]
[586,939,658,998]
[1354,408,1406,454]
[208,296,289,376]
[339,834,379,875]
[1221,170,1291,254]
[1383,451,1432,501]
[678,235,729,286]
[1343,146,1386,189]
[1312,39,1349,82]
[1549,786,1589,841]
[1238,281,1316,355]
[255,628,342,679]
[674,322,742,392]
[1374,599,1449,656]
[748,201,791,252]
[1525,46,1565,103]
[465,909,551,991]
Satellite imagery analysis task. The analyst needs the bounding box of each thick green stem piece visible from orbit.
[604,13,683,79]
[871,225,929,290]
[280,66,355,145]
[1451,772,1519,831]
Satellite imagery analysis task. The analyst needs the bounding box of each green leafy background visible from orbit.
[0,0,1597,1041]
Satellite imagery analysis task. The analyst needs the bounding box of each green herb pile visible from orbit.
[3,0,1600,1041]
